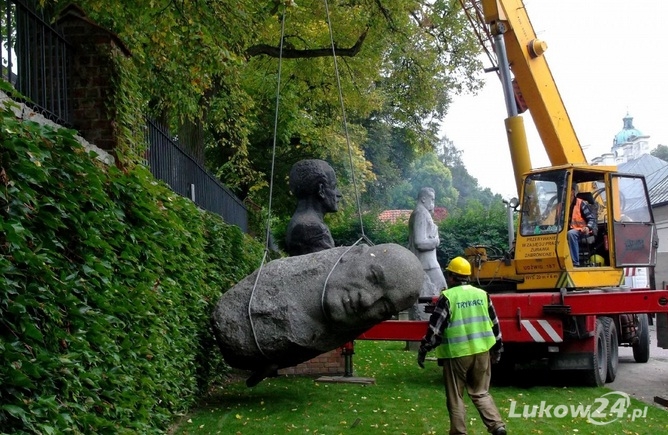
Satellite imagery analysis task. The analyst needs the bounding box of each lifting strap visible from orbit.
[248,0,372,359]
[246,3,288,360]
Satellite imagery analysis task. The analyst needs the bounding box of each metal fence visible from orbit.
[1,0,71,125]
[145,118,248,232]
[1,0,247,231]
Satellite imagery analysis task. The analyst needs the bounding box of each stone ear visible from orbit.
[318,183,326,197]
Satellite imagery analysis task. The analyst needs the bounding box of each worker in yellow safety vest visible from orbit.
[417,256,506,435]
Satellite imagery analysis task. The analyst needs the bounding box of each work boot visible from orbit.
[492,426,507,435]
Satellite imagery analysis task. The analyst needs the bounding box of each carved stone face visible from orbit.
[320,169,342,213]
[421,190,435,213]
[211,243,424,381]
[323,244,423,328]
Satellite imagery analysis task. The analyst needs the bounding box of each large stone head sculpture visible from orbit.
[211,243,426,386]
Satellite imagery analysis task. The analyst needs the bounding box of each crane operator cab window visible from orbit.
[518,169,657,269]
[519,171,569,236]
[519,170,612,267]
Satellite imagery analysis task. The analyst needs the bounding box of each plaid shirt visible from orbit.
[420,285,503,353]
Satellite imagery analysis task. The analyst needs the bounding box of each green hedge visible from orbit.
[0,104,263,434]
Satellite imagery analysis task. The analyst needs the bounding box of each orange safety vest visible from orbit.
[570,198,586,230]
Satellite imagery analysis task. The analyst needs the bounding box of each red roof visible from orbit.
[378,210,412,223]
[433,207,448,222]
[378,207,448,223]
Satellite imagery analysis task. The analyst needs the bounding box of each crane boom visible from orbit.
[360,0,666,388]
[464,0,588,166]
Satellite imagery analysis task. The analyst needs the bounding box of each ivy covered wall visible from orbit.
[0,100,263,433]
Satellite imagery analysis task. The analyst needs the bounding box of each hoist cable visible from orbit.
[264,5,287,253]
[247,3,288,360]
[247,1,376,360]
[323,0,370,244]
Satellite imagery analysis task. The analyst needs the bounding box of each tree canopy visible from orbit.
[651,144,668,163]
[48,0,500,228]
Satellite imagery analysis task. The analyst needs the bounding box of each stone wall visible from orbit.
[0,90,113,166]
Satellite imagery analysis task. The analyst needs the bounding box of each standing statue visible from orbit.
[211,243,427,387]
[285,159,342,256]
[408,187,446,320]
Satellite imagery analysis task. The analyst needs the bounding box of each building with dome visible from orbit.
[588,114,668,291]
[590,113,651,166]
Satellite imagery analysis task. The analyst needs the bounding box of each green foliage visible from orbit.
[111,50,148,165]
[438,200,510,263]
[48,0,484,217]
[371,136,503,213]
[361,121,419,207]
[387,152,458,210]
[0,108,263,433]
[328,208,409,248]
[651,144,668,163]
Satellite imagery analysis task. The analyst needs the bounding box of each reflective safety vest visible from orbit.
[570,198,586,230]
[435,284,496,359]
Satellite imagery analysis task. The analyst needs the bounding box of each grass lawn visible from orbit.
[172,341,668,434]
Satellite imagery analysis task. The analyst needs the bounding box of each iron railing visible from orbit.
[1,0,71,125]
[145,118,248,232]
[0,0,247,231]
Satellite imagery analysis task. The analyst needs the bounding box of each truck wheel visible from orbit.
[600,316,619,382]
[583,318,608,387]
[633,314,650,363]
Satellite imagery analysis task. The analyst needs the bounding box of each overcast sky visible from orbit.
[441,0,667,199]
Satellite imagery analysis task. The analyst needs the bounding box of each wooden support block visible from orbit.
[315,376,376,385]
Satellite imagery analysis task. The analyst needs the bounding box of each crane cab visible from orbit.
[468,165,658,292]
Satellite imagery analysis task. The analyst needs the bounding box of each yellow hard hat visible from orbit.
[590,254,605,267]
[446,256,472,276]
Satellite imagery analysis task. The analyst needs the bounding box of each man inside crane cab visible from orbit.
[568,184,597,267]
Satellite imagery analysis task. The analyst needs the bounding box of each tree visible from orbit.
[437,135,502,208]
[360,120,420,208]
[59,0,484,222]
[651,144,668,162]
[233,0,485,212]
[384,151,458,210]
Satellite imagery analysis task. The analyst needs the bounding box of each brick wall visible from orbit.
[278,348,346,376]
[57,5,131,154]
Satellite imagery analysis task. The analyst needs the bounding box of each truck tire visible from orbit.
[600,316,619,382]
[633,313,650,363]
[583,318,608,387]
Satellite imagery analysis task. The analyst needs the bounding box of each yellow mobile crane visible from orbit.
[363,0,668,386]
[459,0,665,384]
[459,0,656,290]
